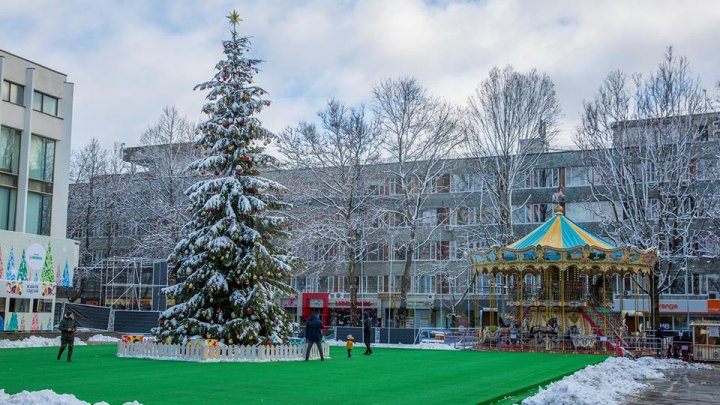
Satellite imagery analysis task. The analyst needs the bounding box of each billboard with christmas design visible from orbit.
[0,230,79,298]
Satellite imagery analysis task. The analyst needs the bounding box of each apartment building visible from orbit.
[0,49,79,331]
[272,120,720,330]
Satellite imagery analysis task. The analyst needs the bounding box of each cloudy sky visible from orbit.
[2,0,719,150]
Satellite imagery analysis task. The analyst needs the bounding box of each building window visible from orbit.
[365,243,387,261]
[436,241,450,260]
[435,174,450,193]
[532,168,559,188]
[454,206,475,226]
[0,126,21,174]
[30,135,55,181]
[25,135,55,235]
[565,201,614,223]
[0,126,20,231]
[451,173,472,192]
[566,166,601,187]
[2,81,25,105]
[513,203,554,224]
[436,207,449,225]
[33,91,59,117]
[393,242,407,261]
[0,186,16,231]
[26,192,52,235]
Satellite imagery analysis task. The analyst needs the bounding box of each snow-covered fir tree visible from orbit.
[153,11,298,346]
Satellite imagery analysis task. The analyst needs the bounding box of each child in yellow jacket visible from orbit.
[346,335,355,358]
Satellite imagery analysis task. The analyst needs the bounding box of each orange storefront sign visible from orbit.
[708,300,720,313]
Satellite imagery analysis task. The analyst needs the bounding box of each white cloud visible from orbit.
[1,0,718,151]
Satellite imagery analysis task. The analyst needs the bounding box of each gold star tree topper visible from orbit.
[227,10,242,26]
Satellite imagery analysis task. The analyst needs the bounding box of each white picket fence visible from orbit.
[117,341,330,362]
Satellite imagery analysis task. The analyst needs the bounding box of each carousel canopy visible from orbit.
[507,208,615,250]
[470,206,657,274]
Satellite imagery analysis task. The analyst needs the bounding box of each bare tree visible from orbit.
[66,140,132,303]
[66,138,107,302]
[575,47,719,330]
[373,77,462,326]
[465,66,561,246]
[125,106,198,258]
[276,99,380,325]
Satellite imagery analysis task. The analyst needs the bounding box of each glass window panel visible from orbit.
[1,81,8,101]
[10,83,23,104]
[0,127,21,174]
[43,95,58,115]
[0,186,16,231]
[33,91,42,111]
[29,135,55,182]
[26,192,52,235]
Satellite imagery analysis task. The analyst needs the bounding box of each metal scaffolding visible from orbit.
[73,257,164,310]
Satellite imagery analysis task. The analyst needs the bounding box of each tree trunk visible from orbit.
[348,251,358,326]
[651,265,660,334]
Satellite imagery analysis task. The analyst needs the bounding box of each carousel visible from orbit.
[469,203,657,351]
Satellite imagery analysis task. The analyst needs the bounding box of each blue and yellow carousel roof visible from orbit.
[469,205,658,274]
[507,208,615,250]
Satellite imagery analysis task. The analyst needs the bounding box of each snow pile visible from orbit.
[324,339,457,350]
[523,356,710,405]
[0,389,141,405]
[87,335,120,343]
[0,336,86,349]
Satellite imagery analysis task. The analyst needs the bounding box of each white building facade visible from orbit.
[0,49,78,332]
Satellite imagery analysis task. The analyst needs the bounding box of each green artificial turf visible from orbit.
[0,345,607,404]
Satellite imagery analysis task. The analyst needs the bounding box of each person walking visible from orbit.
[363,315,373,355]
[304,314,324,361]
[57,312,77,362]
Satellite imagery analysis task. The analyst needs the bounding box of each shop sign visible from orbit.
[377,293,402,300]
[331,300,377,308]
[708,300,720,313]
[619,298,708,313]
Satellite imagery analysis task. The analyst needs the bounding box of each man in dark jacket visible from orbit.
[57,312,77,362]
[363,315,373,355]
[304,314,324,361]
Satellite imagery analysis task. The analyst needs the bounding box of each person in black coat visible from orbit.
[363,315,373,355]
[304,314,324,361]
[57,312,77,362]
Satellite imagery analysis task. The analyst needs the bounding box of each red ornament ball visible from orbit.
[246,308,253,315]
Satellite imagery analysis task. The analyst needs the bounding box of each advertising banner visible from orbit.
[2,311,53,332]
[0,230,79,298]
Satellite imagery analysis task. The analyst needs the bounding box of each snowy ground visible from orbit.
[0,389,141,405]
[0,336,86,349]
[522,356,713,405]
[87,334,120,343]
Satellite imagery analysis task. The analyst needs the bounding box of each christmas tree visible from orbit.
[42,243,55,283]
[153,11,298,346]
[19,315,25,331]
[0,246,4,280]
[7,313,18,331]
[46,317,53,331]
[61,260,71,287]
[17,249,28,281]
[5,247,16,280]
[31,313,39,332]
